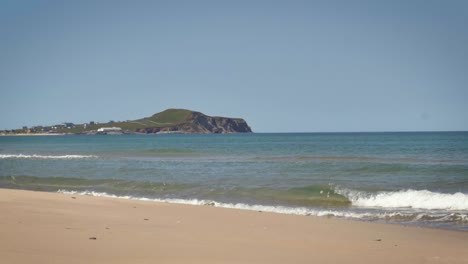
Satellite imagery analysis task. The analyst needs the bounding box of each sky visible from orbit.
[1,0,467,132]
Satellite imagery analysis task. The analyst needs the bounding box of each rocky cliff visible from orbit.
[135,109,252,134]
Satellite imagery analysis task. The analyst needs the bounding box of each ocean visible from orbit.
[1,132,467,230]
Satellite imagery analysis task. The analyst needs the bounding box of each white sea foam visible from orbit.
[336,188,468,210]
[0,154,98,159]
[57,190,455,222]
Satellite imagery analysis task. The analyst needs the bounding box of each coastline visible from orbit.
[0,133,65,136]
[1,188,467,264]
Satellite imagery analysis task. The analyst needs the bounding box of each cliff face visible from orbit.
[135,110,252,134]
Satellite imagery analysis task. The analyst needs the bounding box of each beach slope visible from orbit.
[0,188,467,264]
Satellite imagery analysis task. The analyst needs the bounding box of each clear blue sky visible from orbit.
[1,0,467,132]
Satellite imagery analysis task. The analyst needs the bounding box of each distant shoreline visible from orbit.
[0,133,66,136]
[0,131,254,136]
[1,109,252,135]
[1,131,467,136]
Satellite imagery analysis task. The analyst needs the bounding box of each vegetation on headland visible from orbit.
[1,109,252,135]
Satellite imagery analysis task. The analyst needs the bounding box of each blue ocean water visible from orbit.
[1,132,467,230]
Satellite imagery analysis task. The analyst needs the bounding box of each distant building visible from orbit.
[97,127,122,132]
[63,123,75,128]
[89,121,95,125]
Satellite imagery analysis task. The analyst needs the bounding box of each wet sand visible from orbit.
[1,188,467,264]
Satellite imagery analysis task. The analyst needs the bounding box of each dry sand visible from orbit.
[0,188,467,264]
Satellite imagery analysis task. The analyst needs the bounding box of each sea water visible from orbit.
[1,132,467,230]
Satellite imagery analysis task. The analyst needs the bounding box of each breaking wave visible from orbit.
[336,188,468,211]
[55,189,393,218]
[57,190,468,225]
[0,154,98,159]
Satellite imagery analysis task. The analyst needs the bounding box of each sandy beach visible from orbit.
[0,188,467,264]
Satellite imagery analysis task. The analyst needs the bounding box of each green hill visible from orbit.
[46,109,252,134]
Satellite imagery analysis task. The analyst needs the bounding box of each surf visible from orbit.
[0,154,98,159]
[336,188,468,210]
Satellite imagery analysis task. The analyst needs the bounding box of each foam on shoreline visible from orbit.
[57,189,468,227]
[0,154,98,159]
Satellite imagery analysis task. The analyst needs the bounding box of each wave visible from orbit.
[251,155,468,165]
[0,176,350,207]
[336,188,468,210]
[0,154,98,159]
[54,190,398,218]
[3,174,467,211]
[57,190,468,225]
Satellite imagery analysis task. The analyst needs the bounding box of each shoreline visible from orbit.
[0,133,65,136]
[1,188,467,263]
[56,189,467,232]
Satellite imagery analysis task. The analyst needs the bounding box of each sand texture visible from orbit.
[0,188,467,264]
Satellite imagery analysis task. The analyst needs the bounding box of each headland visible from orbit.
[0,109,252,135]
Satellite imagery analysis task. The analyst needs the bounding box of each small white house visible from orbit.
[97,127,122,132]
